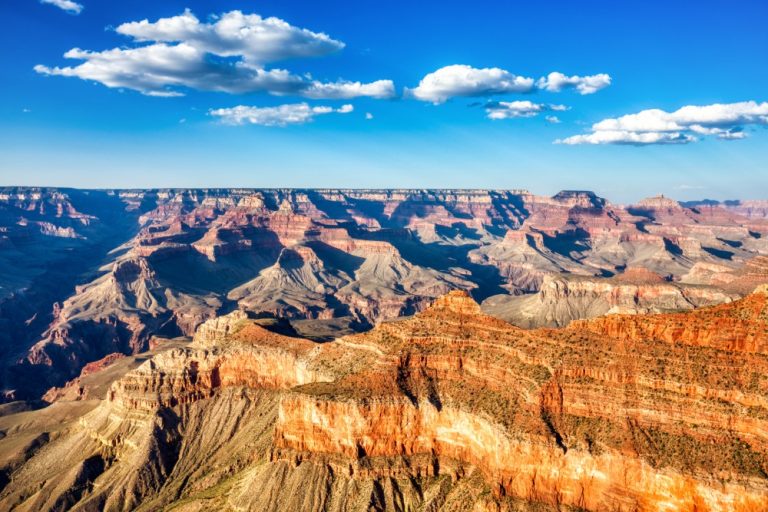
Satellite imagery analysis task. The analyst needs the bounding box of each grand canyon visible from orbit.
[0,187,767,511]
[4,1,767,510]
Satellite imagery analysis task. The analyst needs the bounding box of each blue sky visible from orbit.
[1,0,766,202]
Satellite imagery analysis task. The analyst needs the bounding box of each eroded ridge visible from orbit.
[1,290,768,511]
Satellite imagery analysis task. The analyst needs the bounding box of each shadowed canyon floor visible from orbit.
[0,289,767,511]
[2,188,768,401]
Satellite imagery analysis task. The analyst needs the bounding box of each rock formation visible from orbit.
[483,269,739,328]
[2,188,768,401]
[1,290,767,511]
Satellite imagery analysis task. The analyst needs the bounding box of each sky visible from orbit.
[1,0,766,202]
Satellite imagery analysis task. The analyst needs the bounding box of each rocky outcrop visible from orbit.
[275,396,766,512]
[483,272,738,327]
[573,284,768,353]
[192,310,249,346]
[682,255,768,294]
[2,290,768,511]
[636,194,682,209]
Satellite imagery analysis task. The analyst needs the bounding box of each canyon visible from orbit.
[5,2,765,511]
[0,289,766,510]
[1,187,768,510]
[2,187,767,400]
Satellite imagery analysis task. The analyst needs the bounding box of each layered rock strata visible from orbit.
[3,188,768,401]
[1,290,767,511]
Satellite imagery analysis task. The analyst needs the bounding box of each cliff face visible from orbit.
[572,284,768,353]
[483,270,739,328]
[274,397,765,512]
[2,290,767,511]
[682,255,768,295]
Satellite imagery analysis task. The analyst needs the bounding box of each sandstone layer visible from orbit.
[1,290,767,511]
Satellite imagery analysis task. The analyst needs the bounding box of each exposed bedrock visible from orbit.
[2,290,767,510]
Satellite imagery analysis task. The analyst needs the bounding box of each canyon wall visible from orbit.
[2,187,767,402]
[1,290,767,511]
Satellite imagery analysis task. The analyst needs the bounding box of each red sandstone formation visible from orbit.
[573,284,768,353]
[2,290,768,511]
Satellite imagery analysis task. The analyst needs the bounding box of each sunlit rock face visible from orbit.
[482,269,740,328]
[2,289,767,511]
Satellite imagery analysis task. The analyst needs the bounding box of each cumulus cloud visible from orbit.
[591,102,768,132]
[116,10,342,66]
[34,9,395,99]
[407,65,611,103]
[484,101,568,120]
[406,65,535,103]
[302,79,395,99]
[558,101,768,145]
[209,102,353,126]
[537,72,611,95]
[35,44,305,96]
[545,115,561,124]
[41,0,83,15]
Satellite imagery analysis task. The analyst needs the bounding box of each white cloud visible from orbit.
[592,102,768,132]
[545,115,560,124]
[302,79,395,99]
[34,10,394,99]
[116,10,343,66]
[486,101,542,119]
[687,125,747,139]
[484,101,568,120]
[557,130,696,145]
[717,130,747,140]
[35,44,306,96]
[537,72,611,95]
[558,101,768,145]
[209,102,353,126]
[406,65,535,103]
[365,112,374,120]
[41,0,83,15]
[407,65,611,103]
